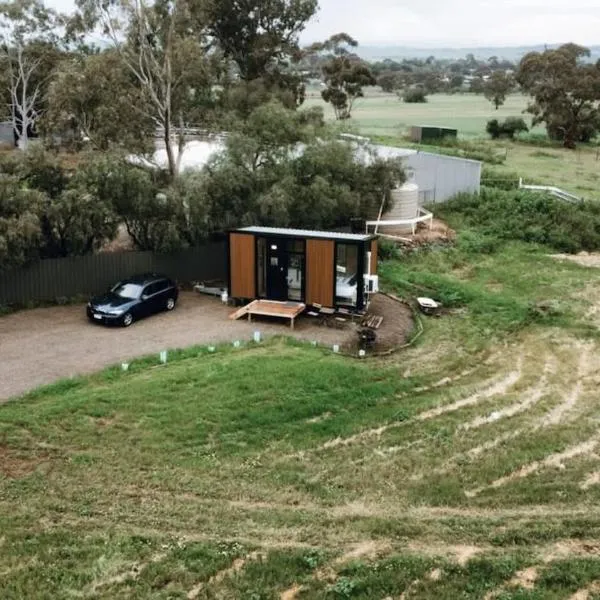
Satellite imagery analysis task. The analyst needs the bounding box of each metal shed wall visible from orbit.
[402,152,481,204]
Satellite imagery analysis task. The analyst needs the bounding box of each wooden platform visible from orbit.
[229,300,306,329]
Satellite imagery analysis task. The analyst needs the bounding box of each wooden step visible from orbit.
[229,301,256,320]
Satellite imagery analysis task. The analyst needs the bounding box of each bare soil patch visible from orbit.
[0,446,48,479]
[509,566,539,589]
[552,252,600,268]
[381,218,456,245]
[340,294,414,355]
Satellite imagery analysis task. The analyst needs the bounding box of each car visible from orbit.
[87,273,178,327]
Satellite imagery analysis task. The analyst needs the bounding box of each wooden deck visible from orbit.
[229,300,306,329]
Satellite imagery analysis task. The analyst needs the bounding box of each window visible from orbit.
[144,283,159,297]
[335,244,358,307]
[287,253,304,301]
[112,282,143,300]
[286,239,305,302]
[154,279,169,293]
[257,238,266,297]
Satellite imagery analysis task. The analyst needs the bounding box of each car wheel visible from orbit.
[122,312,133,327]
[165,297,176,311]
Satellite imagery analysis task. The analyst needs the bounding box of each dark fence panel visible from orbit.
[0,241,226,305]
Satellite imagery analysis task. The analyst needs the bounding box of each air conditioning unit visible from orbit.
[365,275,379,294]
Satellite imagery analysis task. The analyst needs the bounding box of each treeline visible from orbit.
[368,54,517,95]
[0,102,404,270]
[0,0,407,271]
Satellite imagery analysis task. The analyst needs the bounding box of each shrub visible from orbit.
[438,187,600,253]
[486,117,529,139]
[377,237,400,260]
[481,166,521,190]
[503,117,529,138]
[456,230,501,254]
[403,87,428,103]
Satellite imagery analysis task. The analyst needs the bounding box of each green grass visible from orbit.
[304,88,539,139]
[3,234,600,597]
[304,88,600,201]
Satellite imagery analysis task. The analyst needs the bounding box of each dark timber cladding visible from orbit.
[229,233,255,298]
[306,239,334,307]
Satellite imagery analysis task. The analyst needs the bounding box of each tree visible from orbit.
[517,43,600,148]
[8,147,119,257]
[0,177,41,270]
[484,71,514,109]
[377,71,397,93]
[43,50,155,153]
[486,117,528,139]
[0,0,64,150]
[73,0,212,179]
[469,76,485,94]
[75,153,186,252]
[449,74,464,90]
[41,187,119,257]
[314,33,376,120]
[198,102,404,231]
[203,0,317,108]
[403,87,427,103]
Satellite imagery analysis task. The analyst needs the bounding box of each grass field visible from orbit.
[497,144,600,200]
[303,89,539,139]
[305,88,600,201]
[3,235,600,598]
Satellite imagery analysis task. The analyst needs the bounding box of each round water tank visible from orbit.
[388,182,419,232]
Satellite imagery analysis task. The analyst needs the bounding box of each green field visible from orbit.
[304,88,600,201]
[3,234,600,598]
[304,89,538,139]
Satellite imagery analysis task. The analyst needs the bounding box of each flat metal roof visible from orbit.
[234,226,375,242]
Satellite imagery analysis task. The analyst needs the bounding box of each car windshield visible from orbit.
[111,282,143,300]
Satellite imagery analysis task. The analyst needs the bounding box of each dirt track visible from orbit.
[0,292,411,403]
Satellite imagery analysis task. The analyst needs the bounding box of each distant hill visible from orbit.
[356,45,600,62]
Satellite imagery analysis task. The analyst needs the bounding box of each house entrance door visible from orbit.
[266,240,288,301]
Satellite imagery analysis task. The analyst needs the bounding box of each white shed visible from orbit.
[366,144,482,205]
[147,137,482,205]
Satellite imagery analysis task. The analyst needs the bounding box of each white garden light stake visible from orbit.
[121,363,129,371]
[159,350,167,364]
[358,350,366,358]
[333,344,340,353]
[253,331,261,343]
[233,340,240,348]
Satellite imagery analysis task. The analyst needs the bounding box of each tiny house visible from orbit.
[228,227,378,311]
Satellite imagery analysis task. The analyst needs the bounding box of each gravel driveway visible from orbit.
[0,292,350,403]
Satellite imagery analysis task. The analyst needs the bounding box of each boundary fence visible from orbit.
[0,241,226,306]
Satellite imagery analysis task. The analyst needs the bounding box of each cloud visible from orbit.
[45,0,600,48]
[300,0,600,46]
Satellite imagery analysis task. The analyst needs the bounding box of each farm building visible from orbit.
[409,125,458,143]
[228,227,378,311]
[359,143,482,205]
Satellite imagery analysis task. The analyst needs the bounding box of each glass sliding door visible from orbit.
[286,239,304,302]
[335,243,358,307]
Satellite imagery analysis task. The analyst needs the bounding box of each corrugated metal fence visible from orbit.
[0,241,226,305]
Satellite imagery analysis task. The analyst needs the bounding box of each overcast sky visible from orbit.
[48,0,600,47]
